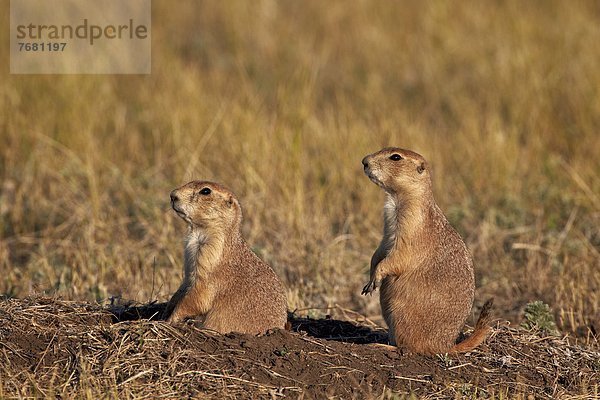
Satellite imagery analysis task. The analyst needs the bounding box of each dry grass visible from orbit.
[0,0,599,357]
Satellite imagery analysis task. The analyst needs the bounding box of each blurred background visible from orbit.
[0,0,598,343]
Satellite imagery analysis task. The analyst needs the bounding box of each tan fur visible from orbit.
[361,147,492,354]
[164,181,288,334]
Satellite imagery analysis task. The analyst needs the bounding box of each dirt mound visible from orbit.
[0,297,598,399]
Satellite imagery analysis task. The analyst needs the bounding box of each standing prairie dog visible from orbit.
[361,147,492,354]
[164,181,287,334]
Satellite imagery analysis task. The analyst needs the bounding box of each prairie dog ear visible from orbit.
[417,162,426,174]
[227,195,234,207]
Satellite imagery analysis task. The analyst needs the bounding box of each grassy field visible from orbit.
[1,0,599,352]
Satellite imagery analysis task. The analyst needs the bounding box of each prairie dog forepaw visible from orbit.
[361,279,379,296]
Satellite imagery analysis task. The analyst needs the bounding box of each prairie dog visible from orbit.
[361,147,492,354]
[164,181,287,334]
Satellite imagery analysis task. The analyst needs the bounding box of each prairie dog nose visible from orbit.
[170,191,179,202]
[362,157,369,169]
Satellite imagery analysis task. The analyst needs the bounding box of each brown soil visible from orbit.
[0,297,598,399]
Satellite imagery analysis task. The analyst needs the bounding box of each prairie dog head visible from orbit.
[361,147,431,197]
[170,181,242,232]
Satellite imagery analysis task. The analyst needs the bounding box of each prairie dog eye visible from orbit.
[389,154,403,161]
[199,187,212,195]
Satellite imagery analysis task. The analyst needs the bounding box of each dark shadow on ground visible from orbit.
[289,313,388,344]
[108,301,389,345]
[109,300,166,322]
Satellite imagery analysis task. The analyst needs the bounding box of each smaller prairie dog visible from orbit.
[164,181,287,334]
[361,147,492,354]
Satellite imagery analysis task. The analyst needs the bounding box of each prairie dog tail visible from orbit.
[449,298,494,353]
